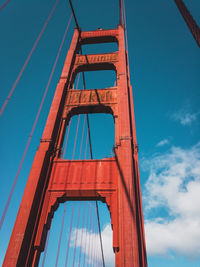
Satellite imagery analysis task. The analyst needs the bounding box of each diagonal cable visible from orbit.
[0,0,60,116]
[0,12,72,230]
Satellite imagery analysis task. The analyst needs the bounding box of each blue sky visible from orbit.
[0,0,200,266]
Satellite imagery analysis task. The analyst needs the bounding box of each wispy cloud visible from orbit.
[156,139,169,147]
[172,109,199,126]
[143,142,200,258]
[70,224,114,266]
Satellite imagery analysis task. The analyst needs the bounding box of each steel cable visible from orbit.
[0,12,72,230]
[0,0,60,116]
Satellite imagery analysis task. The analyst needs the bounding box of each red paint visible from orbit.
[3,26,147,266]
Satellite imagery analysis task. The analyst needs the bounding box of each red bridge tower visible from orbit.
[3,24,147,267]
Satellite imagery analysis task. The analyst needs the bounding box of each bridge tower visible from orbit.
[3,23,147,267]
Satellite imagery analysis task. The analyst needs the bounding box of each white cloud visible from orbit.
[143,142,200,258]
[172,110,199,126]
[70,224,114,266]
[156,139,169,147]
[70,143,200,261]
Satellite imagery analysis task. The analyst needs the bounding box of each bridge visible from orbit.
[0,0,199,266]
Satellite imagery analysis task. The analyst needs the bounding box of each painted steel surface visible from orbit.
[3,26,147,267]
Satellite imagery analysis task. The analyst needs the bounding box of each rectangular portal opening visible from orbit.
[62,113,115,160]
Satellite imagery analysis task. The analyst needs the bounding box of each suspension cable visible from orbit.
[79,115,86,159]
[72,114,86,265]
[0,0,10,11]
[55,203,67,267]
[96,201,105,267]
[64,71,82,266]
[62,71,80,158]
[55,66,79,263]
[77,131,89,266]
[122,0,129,63]
[65,202,75,267]
[0,0,60,117]
[62,120,72,158]
[69,0,80,31]
[92,203,98,267]
[83,203,92,267]
[174,0,200,47]
[80,49,93,160]
[68,2,106,265]
[80,49,106,267]
[0,13,72,230]
[88,202,96,267]
[72,115,80,158]
[78,201,86,267]
[72,201,81,266]
[86,202,94,267]
[41,226,51,267]
[119,0,123,25]
[84,129,88,159]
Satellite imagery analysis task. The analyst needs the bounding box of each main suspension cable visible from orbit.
[0,0,10,11]
[122,0,129,63]
[0,0,60,117]
[0,13,72,230]
[174,0,200,47]
[69,0,80,31]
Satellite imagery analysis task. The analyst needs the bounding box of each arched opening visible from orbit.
[38,201,115,267]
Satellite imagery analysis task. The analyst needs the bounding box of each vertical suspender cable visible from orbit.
[65,202,75,267]
[65,78,81,266]
[78,201,86,267]
[72,113,86,266]
[0,12,72,230]
[62,120,72,158]
[55,203,67,267]
[72,202,81,266]
[86,202,94,267]
[81,68,93,160]
[41,227,51,267]
[0,0,60,116]
[82,202,90,267]
[81,48,106,267]
[91,203,97,267]
[79,115,86,159]
[87,202,96,267]
[72,115,80,159]
[81,55,105,266]
[83,203,92,267]
[96,201,105,267]
[84,129,88,159]
[62,72,80,158]
[55,67,78,264]
[68,2,106,266]
[77,131,89,267]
